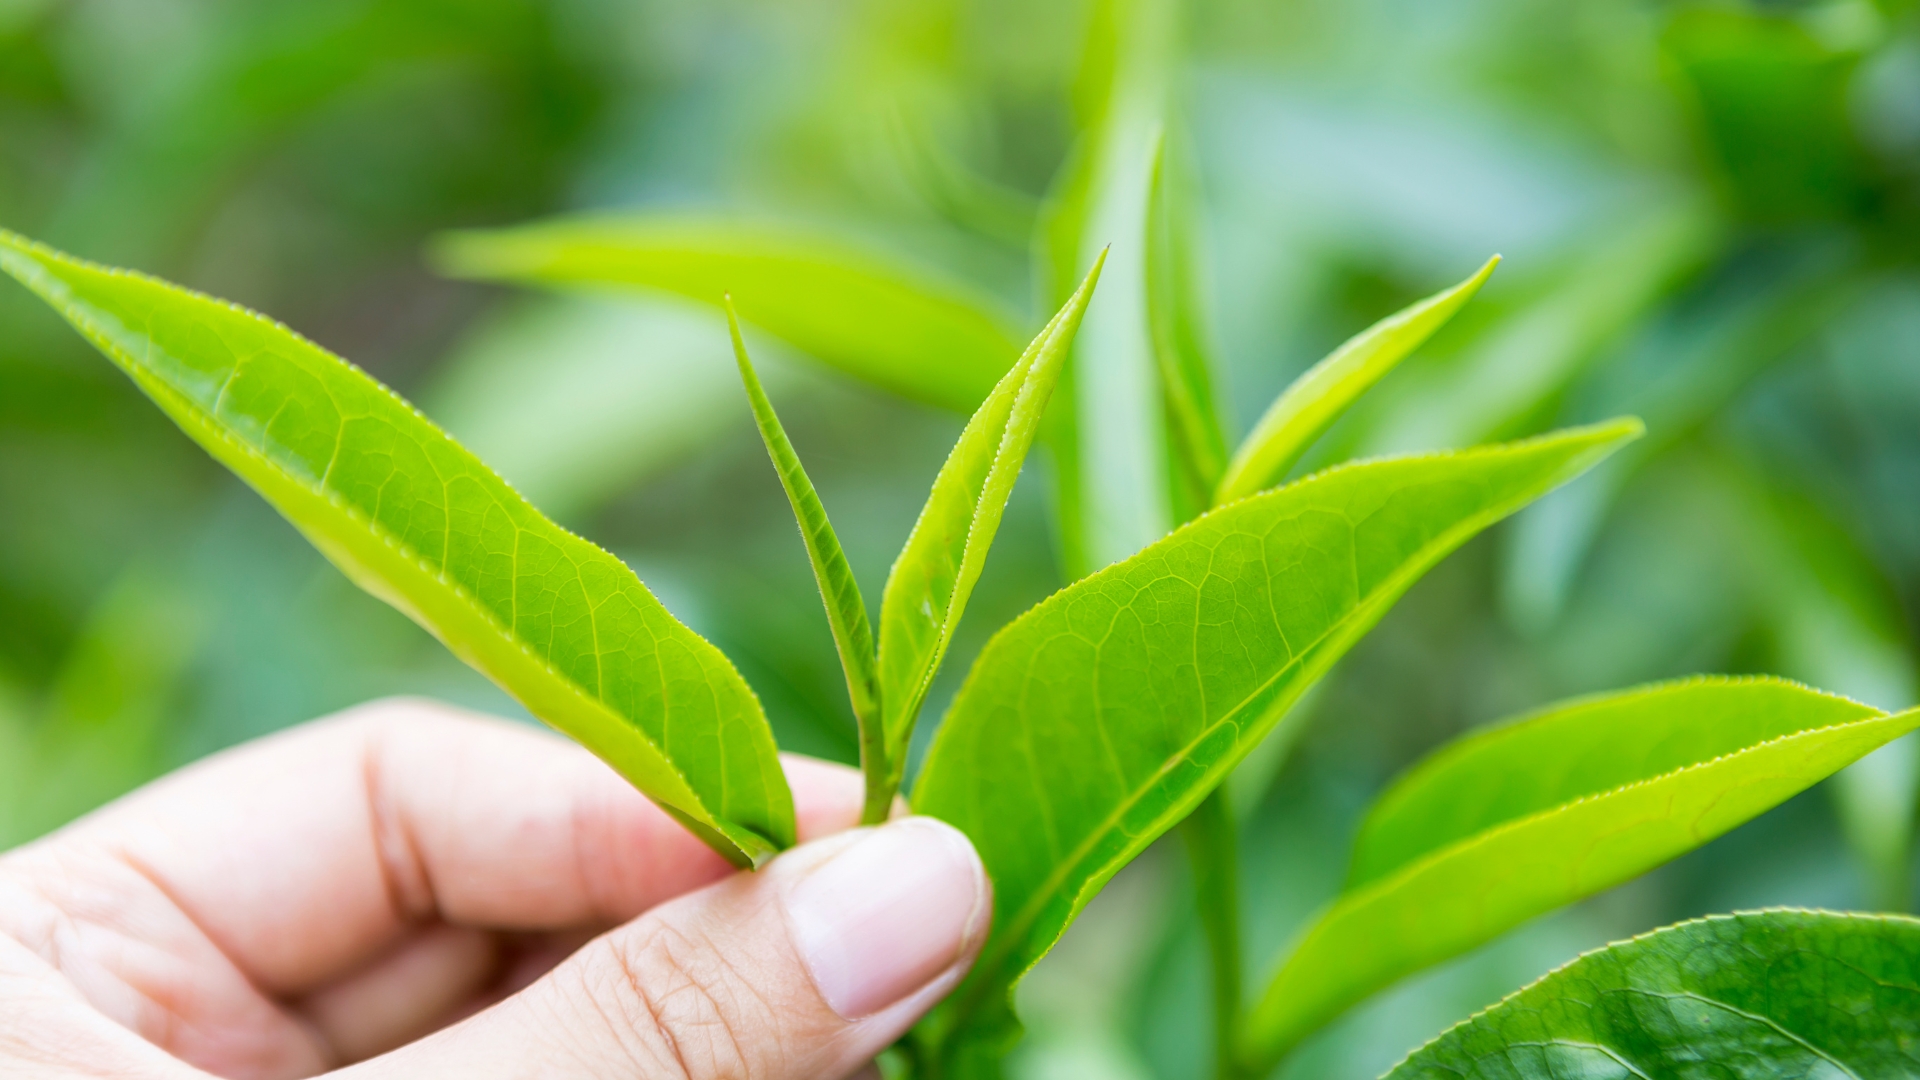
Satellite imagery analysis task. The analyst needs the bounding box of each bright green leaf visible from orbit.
[1382,910,1920,1079]
[0,229,794,869]
[876,253,1108,810]
[726,300,885,820]
[430,215,1026,416]
[1214,256,1500,508]
[911,419,1642,1067]
[1243,677,1917,1069]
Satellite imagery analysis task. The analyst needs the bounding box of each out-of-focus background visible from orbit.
[3,0,1919,1075]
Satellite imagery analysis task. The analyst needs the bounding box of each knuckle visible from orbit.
[574,919,781,1080]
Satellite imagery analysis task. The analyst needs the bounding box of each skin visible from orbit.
[0,698,988,1080]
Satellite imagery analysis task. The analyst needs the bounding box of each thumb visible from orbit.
[347,816,991,1080]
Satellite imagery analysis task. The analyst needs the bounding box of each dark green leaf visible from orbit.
[1382,910,1920,1078]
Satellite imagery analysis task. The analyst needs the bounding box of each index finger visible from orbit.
[23,698,865,996]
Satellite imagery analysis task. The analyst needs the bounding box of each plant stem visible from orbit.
[1181,786,1245,1080]
[859,721,896,825]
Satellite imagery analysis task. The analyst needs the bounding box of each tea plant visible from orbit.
[6,220,1919,1078]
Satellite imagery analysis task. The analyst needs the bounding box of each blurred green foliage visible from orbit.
[5,0,1920,1076]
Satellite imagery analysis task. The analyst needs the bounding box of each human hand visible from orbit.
[0,699,990,1079]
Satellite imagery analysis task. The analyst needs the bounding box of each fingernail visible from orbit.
[785,817,989,1019]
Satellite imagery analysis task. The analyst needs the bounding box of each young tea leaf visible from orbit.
[725,301,884,819]
[1242,677,1917,1069]
[1213,256,1500,507]
[910,419,1642,1066]
[875,253,1108,812]
[1382,910,1920,1079]
[0,229,794,868]
[432,215,1026,416]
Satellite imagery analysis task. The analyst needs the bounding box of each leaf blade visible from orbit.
[431,215,1026,416]
[1382,910,1920,1079]
[725,301,884,816]
[876,254,1108,797]
[911,419,1642,1061]
[0,229,794,868]
[1214,256,1500,507]
[1243,677,1917,1068]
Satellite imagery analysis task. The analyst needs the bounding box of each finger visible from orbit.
[29,698,865,998]
[346,817,990,1080]
[298,924,498,1063]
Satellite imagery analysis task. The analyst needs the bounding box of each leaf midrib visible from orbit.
[1381,910,1912,1079]
[944,465,1551,1022]
[1329,711,1907,922]
[1353,675,1857,882]
[1251,712,1915,1055]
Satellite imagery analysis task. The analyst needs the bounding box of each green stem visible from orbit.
[1182,786,1246,1080]
[859,718,896,825]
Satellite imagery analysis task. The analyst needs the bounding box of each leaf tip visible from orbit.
[422,228,490,280]
[1600,414,1647,444]
[723,295,755,377]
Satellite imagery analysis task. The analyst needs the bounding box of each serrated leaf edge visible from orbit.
[0,229,780,866]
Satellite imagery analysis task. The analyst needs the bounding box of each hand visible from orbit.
[0,699,990,1079]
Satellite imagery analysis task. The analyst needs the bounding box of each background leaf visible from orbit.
[1244,678,1917,1068]
[1145,127,1229,523]
[1382,910,1920,1079]
[912,419,1641,1067]
[1037,0,1181,576]
[0,229,794,868]
[431,215,1027,416]
[423,293,772,522]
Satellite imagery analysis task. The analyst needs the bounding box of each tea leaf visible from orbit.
[911,419,1642,1065]
[1214,256,1499,507]
[1243,677,1917,1068]
[431,215,1026,416]
[1146,129,1229,521]
[875,254,1107,810]
[1034,0,1182,575]
[1382,910,1920,1079]
[726,301,884,818]
[0,229,793,868]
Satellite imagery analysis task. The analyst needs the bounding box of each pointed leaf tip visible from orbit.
[1241,675,1914,1069]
